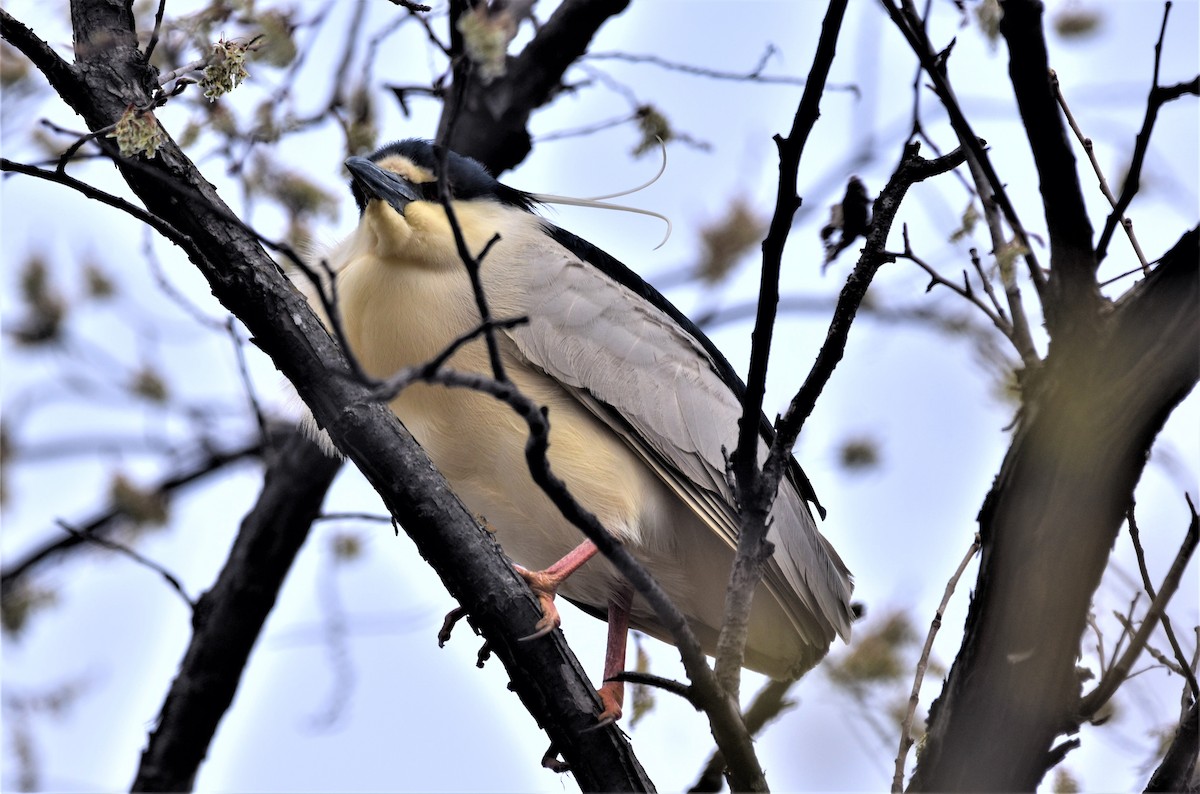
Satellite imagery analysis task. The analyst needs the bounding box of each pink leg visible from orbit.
[513,540,599,639]
[596,584,633,725]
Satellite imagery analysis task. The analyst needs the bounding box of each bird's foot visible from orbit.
[513,541,601,641]
[514,565,563,640]
[594,681,624,726]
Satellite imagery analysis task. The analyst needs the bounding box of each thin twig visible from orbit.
[888,224,1012,338]
[1086,612,1108,680]
[1078,497,1199,721]
[892,533,980,792]
[226,318,272,449]
[1107,592,1142,676]
[767,143,970,481]
[969,247,1009,323]
[880,0,1048,303]
[0,437,268,595]
[1051,70,1149,273]
[143,0,168,62]
[587,47,859,95]
[314,512,394,524]
[1095,2,1198,262]
[142,227,227,331]
[1,158,192,248]
[535,111,640,143]
[1127,502,1200,699]
[56,521,195,610]
[371,318,529,401]
[605,671,696,705]
[435,61,511,383]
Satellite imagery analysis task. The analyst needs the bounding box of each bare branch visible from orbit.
[998,0,1099,332]
[880,0,1048,306]
[1125,499,1200,700]
[1,158,192,249]
[587,47,859,95]
[1051,70,1150,273]
[1078,500,1197,720]
[892,533,980,792]
[131,430,341,791]
[691,678,798,792]
[1096,3,1198,263]
[719,0,852,712]
[56,521,195,610]
[766,143,969,481]
[0,437,268,596]
[888,225,1012,339]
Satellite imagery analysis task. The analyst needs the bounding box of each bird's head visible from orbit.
[344,139,536,266]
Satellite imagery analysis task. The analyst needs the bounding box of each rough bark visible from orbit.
[434,0,631,173]
[1145,700,1199,792]
[910,228,1199,791]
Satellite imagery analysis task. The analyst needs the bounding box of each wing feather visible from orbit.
[505,223,854,651]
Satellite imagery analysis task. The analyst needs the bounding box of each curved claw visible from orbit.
[515,567,564,641]
[592,681,624,727]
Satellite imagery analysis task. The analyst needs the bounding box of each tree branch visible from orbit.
[999,0,1099,336]
[910,227,1199,791]
[892,533,980,792]
[0,437,268,598]
[0,8,79,98]
[1144,698,1199,792]
[435,0,632,173]
[691,678,798,793]
[717,0,851,708]
[1127,501,1200,700]
[18,2,655,787]
[767,144,969,480]
[130,431,341,791]
[1078,498,1199,721]
[880,0,1048,306]
[1095,3,1198,263]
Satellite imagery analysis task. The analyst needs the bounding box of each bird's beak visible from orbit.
[346,156,421,214]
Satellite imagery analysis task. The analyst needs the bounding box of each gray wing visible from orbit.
[504,229,854,652]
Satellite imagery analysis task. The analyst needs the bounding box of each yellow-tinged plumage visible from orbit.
[298,140,854,719]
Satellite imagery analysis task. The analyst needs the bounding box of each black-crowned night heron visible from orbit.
[304,139,853,724]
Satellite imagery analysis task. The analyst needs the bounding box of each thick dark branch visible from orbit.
[1144,698,1199,792]
[999,0,1098,335]
[0,8,80,97]
[131,431,340,791]
[435,0,631,172]
[910,227,1200,792]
